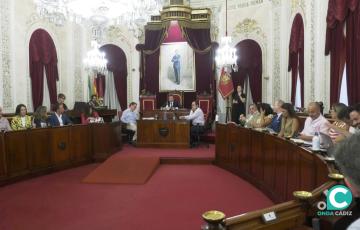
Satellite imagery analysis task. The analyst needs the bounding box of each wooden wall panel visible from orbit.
[5,131,30,177]
[27,128,51,171]
[0,132,6,178]
[70,125,91,163]
[50,127,71,167]
[215,123,333,203]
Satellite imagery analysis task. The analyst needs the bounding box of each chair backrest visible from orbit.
[197,94,213,124]
[139,95,157,112]
[168,91,184,107]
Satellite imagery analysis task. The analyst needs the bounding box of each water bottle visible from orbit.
[215,114,219,122]
[312,131,320,151]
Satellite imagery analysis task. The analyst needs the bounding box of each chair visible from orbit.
[139,94,157,113]
[168,90,184,108]
[193,93,215,147]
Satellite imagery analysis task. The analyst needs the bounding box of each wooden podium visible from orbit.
[137,119,190,148]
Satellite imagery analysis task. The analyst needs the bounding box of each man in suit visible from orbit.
[49,103,72,127]
[267,99,284,133]
[171,50,181,84]
[164,95,180,110]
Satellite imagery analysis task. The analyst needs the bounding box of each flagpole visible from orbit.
[225,97,231,123]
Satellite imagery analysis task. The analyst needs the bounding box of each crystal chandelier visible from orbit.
[34,0,162,35]
[83,40,108,74]
[215,0,238,72]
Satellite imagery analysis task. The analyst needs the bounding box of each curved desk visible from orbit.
[0,122,122,185]
[210,123,342,229]
[215,123,333,203]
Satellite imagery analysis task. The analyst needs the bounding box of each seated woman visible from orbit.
[278,103,300,138]
[33,106,49,128]
[251,103,274,128]
[0,106,11,131]
[328,103,350,143]
[80,105,101,124]
[11,104,32,130]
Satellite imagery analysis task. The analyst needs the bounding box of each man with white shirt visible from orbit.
[299,102,330,141]
[49,103,72,127]
[180,101,205,146]
[120,102,138,142]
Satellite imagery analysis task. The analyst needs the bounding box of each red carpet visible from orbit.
[0,146,273,230]
[83,155,160,184]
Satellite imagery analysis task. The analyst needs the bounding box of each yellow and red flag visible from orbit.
[218,67,234,99]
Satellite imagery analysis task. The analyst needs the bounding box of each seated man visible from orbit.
[180,101,205,146]
[240,104,260,128]
[298,102,330,141]
[333,133,360,229]
[164,95,180,110]
[267,99,284,133]
[120,102,138,142]
[49,103,72,127]
[88,94,100,108]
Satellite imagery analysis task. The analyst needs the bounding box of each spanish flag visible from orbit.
[218,67,234,99]
[88,75,98,97]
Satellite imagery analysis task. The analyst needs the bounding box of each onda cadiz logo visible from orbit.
[317,185,353,216]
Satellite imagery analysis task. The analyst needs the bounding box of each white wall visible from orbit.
[0,0,140,113]
[0,0,332,113]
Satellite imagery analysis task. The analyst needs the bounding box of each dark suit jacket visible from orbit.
[267,114,282,133]
[48,113,72,127]
[164,101,180,108]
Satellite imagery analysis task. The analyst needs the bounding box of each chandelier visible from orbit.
[215,0,238,72]
[83,40,108,74]
[34,0,162,35]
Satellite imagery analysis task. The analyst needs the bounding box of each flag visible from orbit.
[218,67,234,99]
[88,75,98,98]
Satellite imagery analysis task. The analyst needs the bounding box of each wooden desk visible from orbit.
[137,120,190,148]
[215,123,333,203]
[0,122,122,185]
[141,109,189,120]
[214,123,341,230]
[67,109,117,123]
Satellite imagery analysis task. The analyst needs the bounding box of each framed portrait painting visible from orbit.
[159,42,195,92]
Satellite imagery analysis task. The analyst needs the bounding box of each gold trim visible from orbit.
[293,191,313,200]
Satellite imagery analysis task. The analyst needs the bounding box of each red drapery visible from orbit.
[231,39,262,103]
[100,44,127,109]
[136,21,216,108]
[325,0,360,105]
[288,14,304,107]
[29,29,59,110]
[346,2,360,105]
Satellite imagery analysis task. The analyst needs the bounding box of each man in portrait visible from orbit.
[171,49,181,84]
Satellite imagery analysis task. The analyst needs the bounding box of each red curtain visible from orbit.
[100,44,127,109]
[346,2,360,105]
[325,0,360,105]
[288,14,304,107]
[29,29,59,110]
[232,39,262,103]
[136,22,216,108]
